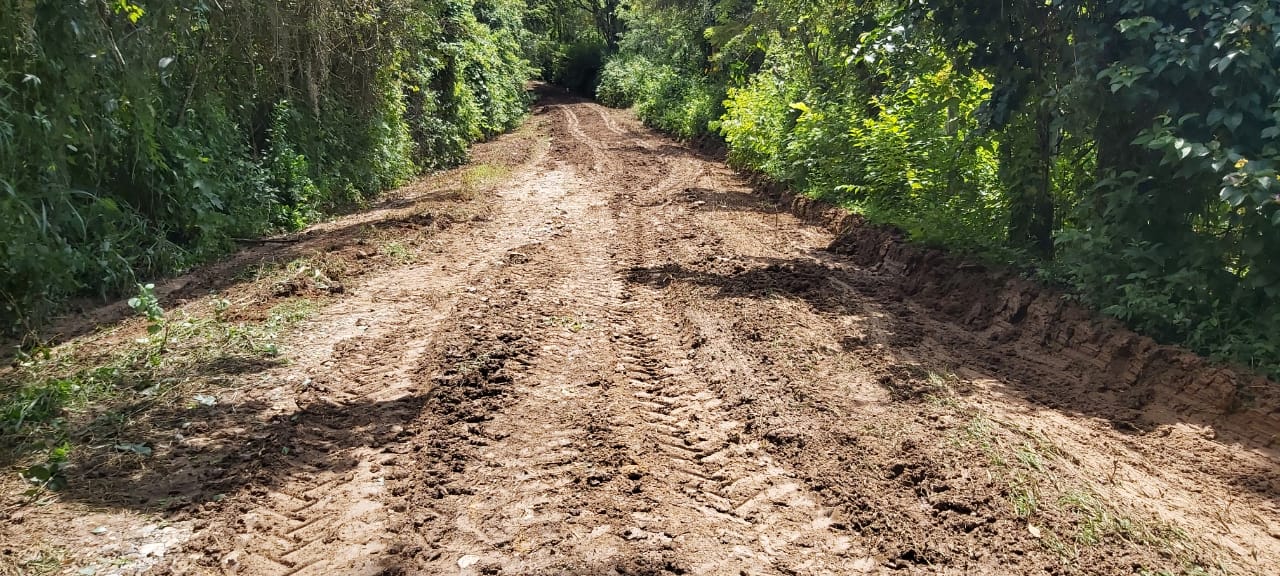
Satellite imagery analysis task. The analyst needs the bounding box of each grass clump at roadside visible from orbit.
[1,281,319,498]
[947,404,1218,574]
[435,164,515,203]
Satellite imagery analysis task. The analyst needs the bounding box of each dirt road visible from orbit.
[5,91,1279,575]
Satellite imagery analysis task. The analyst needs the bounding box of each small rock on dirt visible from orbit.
[764,427,806,446]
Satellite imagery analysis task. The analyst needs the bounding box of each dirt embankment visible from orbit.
[773,189,1280,452]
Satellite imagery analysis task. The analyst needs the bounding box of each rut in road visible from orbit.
[119,91,1280,575]
[383,103,867,574]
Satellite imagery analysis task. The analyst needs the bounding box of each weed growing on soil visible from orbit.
[454,352,497,379]
[463,165,511,191]
[1009,478,1041,518]
[127,284,168,359]
[380,241,417,264]
[275,255,346,296]
[1015,443,1045,472]
[1040,489,1213,573]
[944,400,1217,572]
[1039,530,1078,563]
[958,414,1007,468]
[1061,490,1121,545]
[543,315,596,332]
[233,260,284,285]
[4,545,67,575]
[436,164,513,202]
[1,290,316,497]
[1059,489,1174,550]
[266,299,317,327]
[878,364,962,402]
[1139,567,1216,576]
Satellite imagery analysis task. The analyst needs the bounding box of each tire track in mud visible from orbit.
[640,157,701,203]
[371,95,873,575]
[594,104,629,137]
[622,159,1143,571]
[600,100,1280,573]
[689,195,1280,572]
[390,180,630,573]
[588,121,875,572]
[188,283,452,575]
[600,296,871,574]
[169,124,574,575]
[215,114,595,576]
[384,112,660,572]
[558,105,606,173]
[591,103,659,151]
[584,103,873,574]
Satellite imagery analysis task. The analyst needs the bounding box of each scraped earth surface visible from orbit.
[4,90,1280,575]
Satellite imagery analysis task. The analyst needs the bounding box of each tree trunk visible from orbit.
[1003,103,1055,257]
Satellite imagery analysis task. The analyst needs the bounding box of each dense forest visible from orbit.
[3,0,1280,378]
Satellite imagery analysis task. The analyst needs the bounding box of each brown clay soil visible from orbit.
[3,90,1280,576]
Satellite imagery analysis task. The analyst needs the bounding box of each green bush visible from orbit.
[596,56,653,108]
[596,55,722,139]
[718,43,1005,254]
[719,74,792,176]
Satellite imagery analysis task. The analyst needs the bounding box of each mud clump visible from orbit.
[877,363,946,402]
[425,334,526,426]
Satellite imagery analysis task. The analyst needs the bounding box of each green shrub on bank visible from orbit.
[596,55,722,139]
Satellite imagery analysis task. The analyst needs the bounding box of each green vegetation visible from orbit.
[3,278,319,494]
[463,163,513,191]
[597,0,1280,377]
[1,0,532,334]
[524,0,620,93]
[948,405,1208,570]
[594,2,730,138]
[3,546,67,576]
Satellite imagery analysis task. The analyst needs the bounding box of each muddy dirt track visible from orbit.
[4,91,1280,575]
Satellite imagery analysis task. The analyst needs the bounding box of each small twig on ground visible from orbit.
[232,237,303,245]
